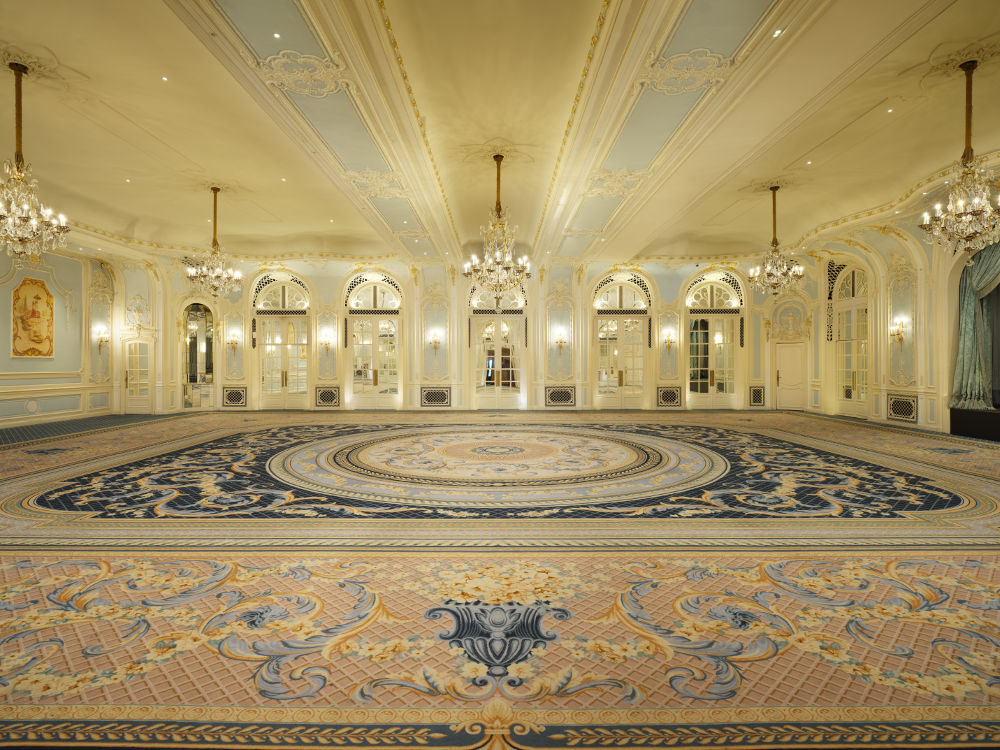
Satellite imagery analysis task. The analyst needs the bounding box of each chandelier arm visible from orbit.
[960,60,977,165]
[9,63,26,169]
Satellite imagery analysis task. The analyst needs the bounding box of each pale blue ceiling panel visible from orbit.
[570,196,623,232]
[557,235,595,258]
[216,0,324,60]
[662,0,772,59]
[371,197,422,233]
[602,88,702,171]
[290,91,389,172]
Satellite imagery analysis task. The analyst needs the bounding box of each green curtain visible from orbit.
[951,241,1000,410]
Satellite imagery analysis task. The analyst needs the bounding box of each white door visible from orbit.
[594,317,645,408]
[687,316,738,408]
[775,342,805,410]
[474,317,521,409]
[260,317,309,409]
[351,317,399,408]
[124,340,152,413]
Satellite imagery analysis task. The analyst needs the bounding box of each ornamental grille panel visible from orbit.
[420,387,451,407]
[657,386,681,408]
[545,386,576,407]
[749,385,765,407]
[222,387,246,407]
[887,393,917,423]
[315,386,341,408]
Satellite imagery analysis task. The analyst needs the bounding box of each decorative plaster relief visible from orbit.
[126,295,151,332]
[771,304,810,342]
[924,37,1000,82]
[637,48,732,95]
[586,168,648,198]
[459,137,536,163]
[260,50,351,97]
[348,169,408,199]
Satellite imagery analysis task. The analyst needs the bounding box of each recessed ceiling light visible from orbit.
[423,252,427,256]
[806,160,812,165]
[125,178,131,183]
[887,108,893,113]
[601,238,606,242]
[280,177,286,182]
[162,76,169,82]
[329,219,335,223]
[772,29,783,37]
[414,239,419,243]
[922,191,927,195]
[273,33,281,38]
[895,210,900,214]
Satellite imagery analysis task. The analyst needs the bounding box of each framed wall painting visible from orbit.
[12,277,54,357]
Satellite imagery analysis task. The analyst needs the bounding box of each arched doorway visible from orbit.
[835,267,869,417]
[181,302,215,409]
[685,273,744,409]
[253,275,310,410]
[345,272,402,409]
[592,272,651,409]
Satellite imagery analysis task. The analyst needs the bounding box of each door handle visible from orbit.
[709,369,715,387]
[125,371,129,388]
[777,369,780,386]
[852,371,856,389]
[373,369,379,387]
[618,369,623,387]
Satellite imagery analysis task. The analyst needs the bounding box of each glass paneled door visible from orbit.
[351,317,399,408]
[124,340,152,413]
[687,316,738,408]
[260,317,308,409]
[474,317,521,409]
[595,317,645,408]
[837,306,868,415]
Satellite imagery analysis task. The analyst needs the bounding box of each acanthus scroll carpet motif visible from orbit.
[27,423,966,520]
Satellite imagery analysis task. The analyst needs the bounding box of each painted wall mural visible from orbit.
[11,277,54,357]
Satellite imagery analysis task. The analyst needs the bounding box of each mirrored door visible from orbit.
[351,317,399,407]
[687,316,738,408]
[260,317,308,409]
[474,317,521,409]
[594,317,645,408]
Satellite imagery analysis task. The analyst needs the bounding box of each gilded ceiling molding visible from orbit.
[347,169,407,198]
[637,48,732,95]
[530,0,612,250]
[259,50,352,97]
[586,168,647,197]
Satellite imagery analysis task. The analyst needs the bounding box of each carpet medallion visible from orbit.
[0,412,997,749]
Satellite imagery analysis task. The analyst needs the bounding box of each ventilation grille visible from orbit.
[222,387,246,407]
[420,387,451,407]
[887,393,917,423]
[545,386,575,407]
[657,386,681,408]
[749,385,765,407]
[315,386,341,408]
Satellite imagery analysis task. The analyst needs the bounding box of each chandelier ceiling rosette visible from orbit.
[0,62,69,259]
[748,185,804,297]
[185,186,242,298]
[919,60,999,263]
[463,154,530,309]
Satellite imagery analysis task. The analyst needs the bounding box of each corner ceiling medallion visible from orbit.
[0,62,68,259]
[186,187,242,298]
[749,186,804,297]
[464,154,531,308]
[920,60,998,263]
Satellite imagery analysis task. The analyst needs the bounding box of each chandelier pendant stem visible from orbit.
[211,186,220,250]
[960,60,976,165]
[770,185,779,246]
[494,153,503,214]
[9,62,26,169]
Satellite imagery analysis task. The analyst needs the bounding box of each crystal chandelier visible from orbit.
[185,186,242,298]
[0,63,69,259]
[463,154,530,308]
[919,60,999,263]
[749,185,803,296]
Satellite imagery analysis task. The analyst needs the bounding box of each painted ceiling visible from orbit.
[1,0,998,266]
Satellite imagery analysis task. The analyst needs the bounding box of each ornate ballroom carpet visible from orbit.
[0,410,998,749]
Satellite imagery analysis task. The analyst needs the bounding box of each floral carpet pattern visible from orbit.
[0,412,998,748]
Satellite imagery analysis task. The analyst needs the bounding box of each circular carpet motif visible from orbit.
[268,426,728,509]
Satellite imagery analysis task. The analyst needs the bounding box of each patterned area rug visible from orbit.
[0,412,998,749]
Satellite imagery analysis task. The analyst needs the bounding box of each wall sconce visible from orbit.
[428,331,441,354]
[889,319,905,350]
[554,329,567,353]
[228,331,239,354]
[95,326,110,354]
[663,328,676,353]
[319,330,334,355]
[714,332,724,350]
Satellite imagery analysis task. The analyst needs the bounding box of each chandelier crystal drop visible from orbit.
[919,60,999,263]
[463,154,530,308]
[0,63,69,259]
[749,185,804,297]
[185,186,242,298]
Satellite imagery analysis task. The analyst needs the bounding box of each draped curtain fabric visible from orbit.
[952,241,1000,410]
